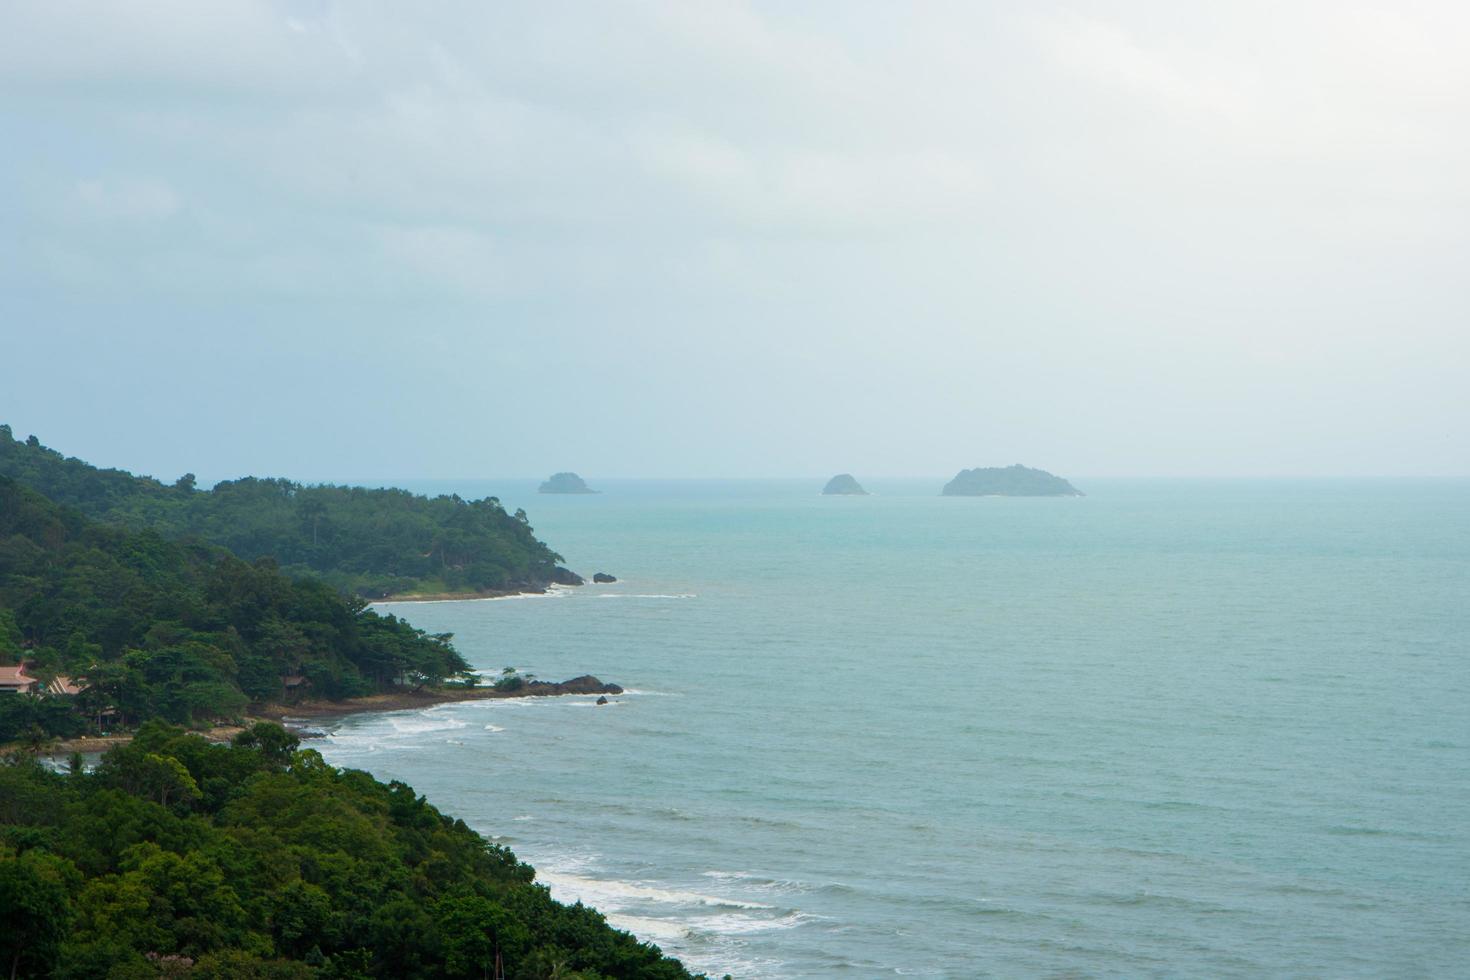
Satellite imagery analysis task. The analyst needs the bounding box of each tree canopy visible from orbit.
[0,477,469,736]
[0,427,567,597]
[0,723,695,979]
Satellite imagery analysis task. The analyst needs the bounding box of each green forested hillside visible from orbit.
[0,427,568,597]
[0,723,695,979]
[0,477,469,740]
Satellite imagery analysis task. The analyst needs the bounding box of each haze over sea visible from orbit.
[313,478,1469,978]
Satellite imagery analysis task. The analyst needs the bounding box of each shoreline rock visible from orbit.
[550,566,586,586]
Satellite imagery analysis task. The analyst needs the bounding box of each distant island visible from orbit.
[822,473,868,495]
[538,471,597,494]
[942,464,1082,496]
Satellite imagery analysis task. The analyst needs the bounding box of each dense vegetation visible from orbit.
[940,464,1082,497]
[0,722,695,979]
[0,477,470,741]
[0,440,695,977]
[0,427,569,597]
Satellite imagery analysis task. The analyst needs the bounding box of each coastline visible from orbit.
[13,676,622,755]
[370,580,595,604]
[371,585,553,604]
[254,674,623,719]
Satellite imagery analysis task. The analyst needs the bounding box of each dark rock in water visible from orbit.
[539,472,598,494]
[596,695,609,705]
[822,473,868,495]
[592,572,617,583]
[550,566,585,586]
[519,674,623,696]
[941,464,1082,497]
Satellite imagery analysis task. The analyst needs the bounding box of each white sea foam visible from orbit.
[477,586,577,602]
[604,914,691,943]
[387,713,467,735]
[372,586,581,607]
[535,871,774,911]
[483,724,505,732]
[702,870,752,881]
[594,593,697,600]
[684,910,809,935]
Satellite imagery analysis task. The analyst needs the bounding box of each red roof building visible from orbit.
[0,664,40,694]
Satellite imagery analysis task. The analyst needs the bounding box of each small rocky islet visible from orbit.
[941,464,1082,496]
[822,473,868,495]
[539,471,598,494]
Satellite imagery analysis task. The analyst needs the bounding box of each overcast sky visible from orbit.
[2,1,1466,482]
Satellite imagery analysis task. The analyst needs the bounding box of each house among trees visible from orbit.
[0,664,85,696]
[0,663,40,694]
[48,674,84,696]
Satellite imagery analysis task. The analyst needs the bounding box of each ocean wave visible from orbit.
[535,871,774,911]
[594,593,698,600]
[483,724,505,732]
[603,914,690,943]
[387,713,468,736]
[683,909,811,936]
[479,587,577,602]
[700,870,824,894]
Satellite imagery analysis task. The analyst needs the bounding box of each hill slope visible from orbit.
[0,477,469,735]
[0,427,569,598]
[0,723,694,978]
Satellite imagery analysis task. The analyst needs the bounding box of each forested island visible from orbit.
[941,465,1082,496]
[538,472,597,494]
[821,474,867,495]
[0,428,576,599]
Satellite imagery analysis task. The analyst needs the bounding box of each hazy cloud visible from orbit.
[1,1,1466,478]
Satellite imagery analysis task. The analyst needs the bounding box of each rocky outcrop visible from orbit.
[592,572,617,583]
[596,695,609,705]
[521,675,624,696]
[822,474,868,495]
[538,472,597,494]
[550,566,585,586]
[941,464,1082,496]
[252,674,627,717]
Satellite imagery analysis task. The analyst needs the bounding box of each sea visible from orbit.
[310,478,1470,978]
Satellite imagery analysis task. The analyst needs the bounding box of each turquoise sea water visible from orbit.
[312,479,1470,978]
